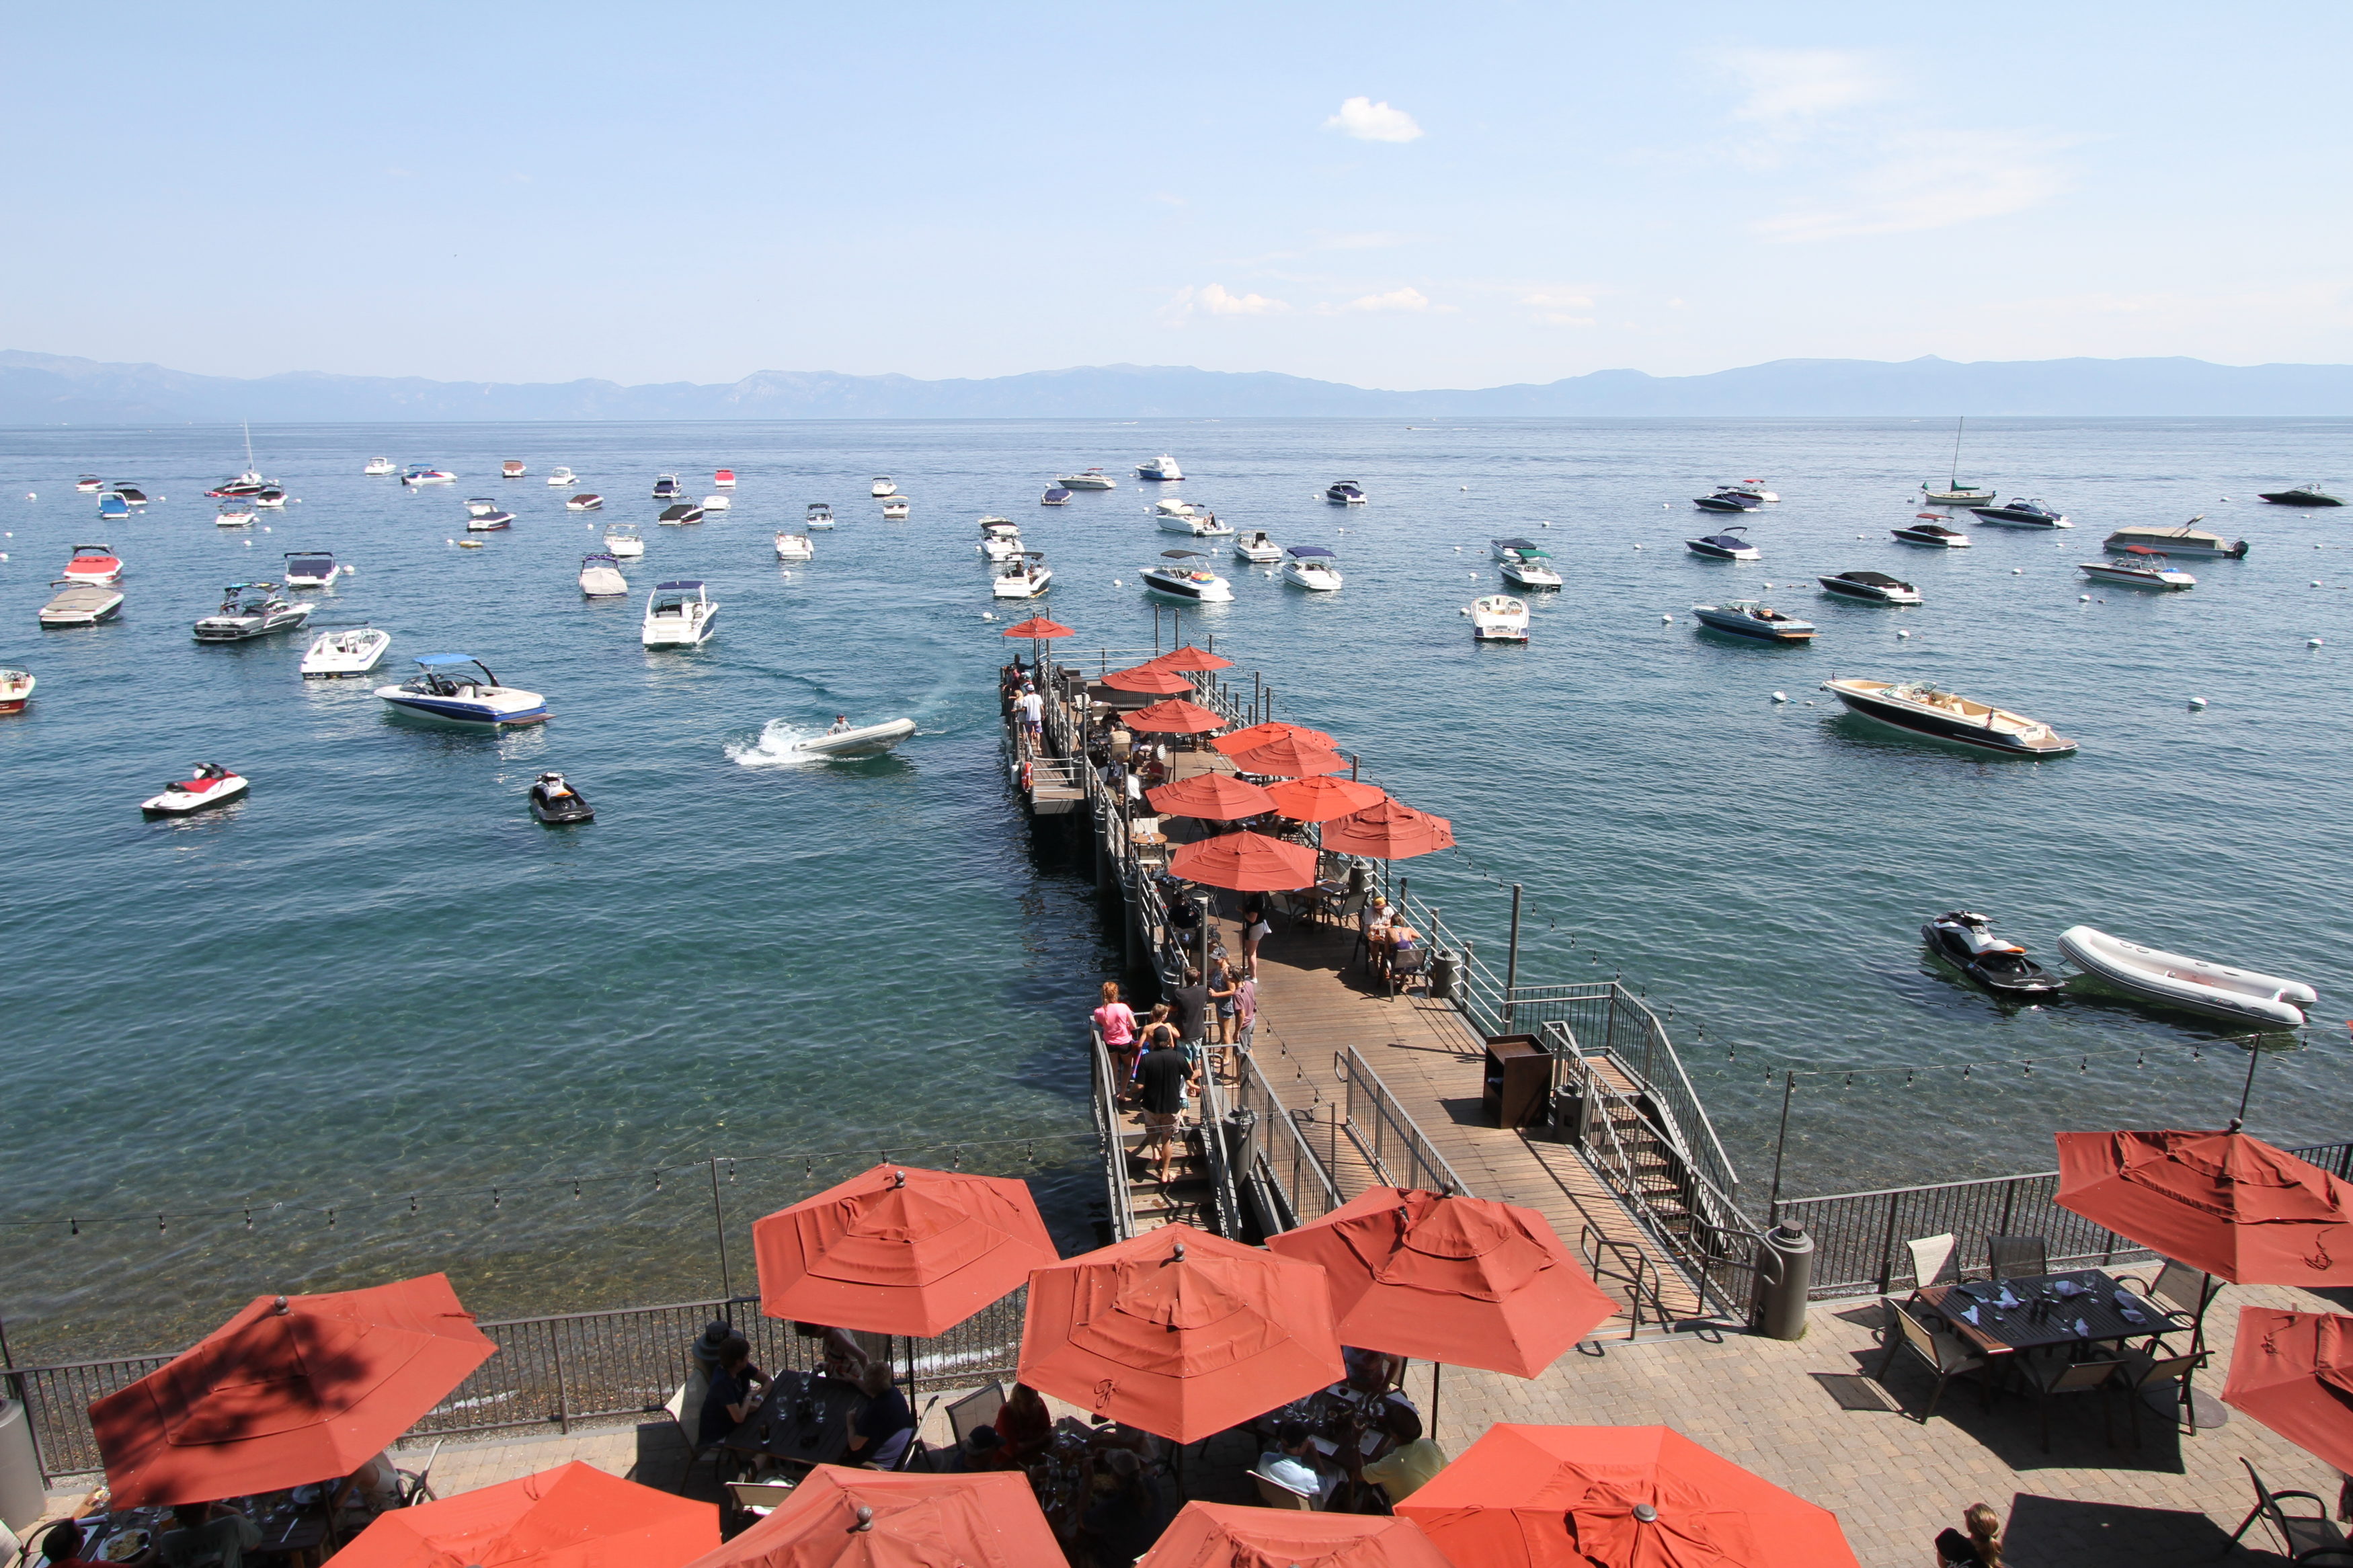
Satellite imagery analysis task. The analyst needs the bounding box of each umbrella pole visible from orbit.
[2235,1038,2262,1124]
[1431,1360,1442,1442]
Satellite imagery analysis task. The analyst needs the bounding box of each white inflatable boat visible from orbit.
[793,718,916,758]
[2057,925,2317,1030]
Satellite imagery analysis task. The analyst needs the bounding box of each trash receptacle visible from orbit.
[1429,948,1458,1000]
[1753,1222,1815,1341]
[0,1399,44,1534]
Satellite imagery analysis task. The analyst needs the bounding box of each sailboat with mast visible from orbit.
[204,421,276,499]
[1922,417,1997,505]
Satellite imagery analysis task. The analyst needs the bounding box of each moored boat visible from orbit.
[502,460,528,479]
[75,474,102,491]
[1041,486,1072,506]
[701,493,731,511]
[2103,518,2247,558]
[1233,530,1281,565]
[1137,454,1183,481]
[97,493,130,522]
[1470,595,1528,643]
[578,553,629,597]
[63,544,122,585]
[774,532,815,561]
[529,772,595,824]
[1140,550,1234,602]
[216,501,256,528]
[657,503,705,526]
[38,581,124,627]
[641,580,719,647]
[466,507,516,532]
[2258,485,2343,507]
[882,498,910,520]
[1821,677,2075,756]
[1818,571,1921,605]
[1686,527,1760,561]
[1281,545,1343,591]
[978,518,1025,560]
[547,466,577,486]
[401,466,456,486]
[1691,600,1813,642]
[376,655,549,725]
[364,457,397,476]
[0,667,34,712]
[602,522,643,557]
[193,581,313,642]
[567,492,604,512]
[1892,519,1971,547]
[1921,911,2065,996]
[805,503,836,530]
[280,550,340,588]
[1324,480,1366,505]
[993,550,1052,598]
[871,476,898,497]
[1969,497,2070,528]
[1693,490,1761,513]
[1058,468,1117,491]
[299,626,391,677]
[1500,547,1562,588]
[652,474,684,499]
[2079,548,2194,589]
[2056,925,2316,1030]
[714,468,737,489]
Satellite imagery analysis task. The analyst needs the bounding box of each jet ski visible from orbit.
[1921,911,2064,996]
[529,772,595,824]
[141,763,248,818]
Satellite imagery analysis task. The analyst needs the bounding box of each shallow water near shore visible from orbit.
[2,417,2348,1359]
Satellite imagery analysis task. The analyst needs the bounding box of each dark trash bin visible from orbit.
[1429,948,1458,1000]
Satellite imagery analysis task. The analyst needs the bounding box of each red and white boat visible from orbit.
[63,544,122,584]
[502,460,528,479]
[0,668,33,714]
[713,468,736,488]
[140,762,248,817]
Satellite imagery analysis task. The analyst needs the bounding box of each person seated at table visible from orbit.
[696,1335,770,1449]
[843,1362,914,1469]
[328,1450,405,1516]
[1255,1421,1340,1509]
[937,1423,1010,1473]
[1330,1350,1412,1408]
[1078,1448,1164,1566]
[1343,1404,1447,1510]
[158,1502,262,1568]
[995,1381,1055,1465]
[36,1519,145,1568]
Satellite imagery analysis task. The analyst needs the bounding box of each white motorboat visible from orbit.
[194,581,313,642]
[2103,518,2246,558]
[216,502,256,528]
[1471,595,1529,643]
[376,655,549,725]
[547,466,577,487]
[1281,545,1344,591]
[465,497,501,518]
[0,667,33,712]
[774,532,815,561]
[1154,497,1202,519]
[300,626,391,677]
[1500,546,1563,588]
[1140,550,1234,602]
[1041,486,1072,507]
[364,457,397,476]
[872,476,898,497]
[1685,528,1759,561]
[714,468,737,489]
[1233,530,1282,565]
[38,580,123,627]
[467,508,516,532]
[1325,481,1366,505]
[1719,481,1780,503]
[978,518,1025,561]
[882,499,910,521]
[502,460,528,480]
[1058,468,1117,491]
[567,493,604,512]
[254,487,288,509]
[993,550,1052,598]
[63,544,123,585]
[281,550,340,589]
[1820,677,2076,757]
[657,503,705,527]
[702,493,731,511]
[579,552,630,597]
[1691,600,1814,643]
[1891,519,1972,548]
[2057,925,2317,1030]
[796,717,917,757]
[112,484,150,506]
[805,503,836,530]
[401,466,456,486]
[76,474,103,491]
[1137,454,1183,481]
[602,522,643,558]
[140,762,247,818]
[641,580,719,647]
[2079,548,2195,589]
[653,474,684,499]
[1817,571,1921,606]
[1157,507,1234,538]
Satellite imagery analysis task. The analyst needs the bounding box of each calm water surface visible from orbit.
[3,417,2347,1358]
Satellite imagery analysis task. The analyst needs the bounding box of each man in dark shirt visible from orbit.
[1136,1036,1197,1184]
[695,1335,768,1449]
[844,1362,914,1468]
[1168,967,1210,1046]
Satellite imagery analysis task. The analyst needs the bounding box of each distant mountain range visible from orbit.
[8,349,2353,422]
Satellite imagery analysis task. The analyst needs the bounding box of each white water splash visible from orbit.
[727,718,824,768]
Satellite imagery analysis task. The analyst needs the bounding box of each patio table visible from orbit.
[1916,1269,2163,1358]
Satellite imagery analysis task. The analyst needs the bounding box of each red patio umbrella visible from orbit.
[1265,775,1386,823]
[2222,1307,2353,1475]
[678,1467,1061,1568]
[752,1164,1058,1337]
[1264,1188,1617,1431]
[1018,1223,1343,1443]
[1213,721,1335,757]
[1139,1502,1454,1568]
[1168,831,1320,893]
[998,617,1074,641]
[1322,797,1456,860]
[336,1461,717,1568]
[90,1273,497,1508]
[1396,1424,1860,1568]
[1145,645,1234,672]
[2055,1128,2353,1284]
[1147,774,1279,820]
[1227,736,1349,778]
[1123,698,1227,735]
[1104,663,1199,696]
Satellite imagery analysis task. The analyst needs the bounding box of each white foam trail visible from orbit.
[727,718,825,768]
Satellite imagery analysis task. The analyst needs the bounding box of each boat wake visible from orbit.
[727,719,824,768]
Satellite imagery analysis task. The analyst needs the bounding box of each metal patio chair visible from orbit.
[1873,1300,1991,1422]
[2114,1346,2206,1443]
[2229,1458,2353,1564]
[1986,1234,2050,1280]
[1906,1233,1959,1290]
[2113,1256,2223,1358]
[2013,1352,2124,1454]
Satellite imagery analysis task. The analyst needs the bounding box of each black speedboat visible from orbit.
[529,772,594,825]
[1968,497,2069,528]
[1921,911,2065,995]
[2258,485,2344,507]
[1693,490,1761,513]
[1686,526,1759,560]
[1818,571,1921,604]
[1325,481,1367,505]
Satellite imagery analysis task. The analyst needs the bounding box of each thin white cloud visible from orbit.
[1519,291,1596,327]
[1324,97,1424,143]
[1720,47,1887,124]
[1320,286,1434,315]
[1162,284,1291,321]
[1754,129,2067,241]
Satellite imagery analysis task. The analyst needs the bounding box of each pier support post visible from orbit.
[1505,883,1523,1028]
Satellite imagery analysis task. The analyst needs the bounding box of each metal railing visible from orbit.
[1091,1030,1138,1243]
[1230,1052,1345,1233]
[1336,1047,1473,1198]
[1193,1069,1246,1244]
[6,1290,1029,1484]
[1775,1138,2353,1301]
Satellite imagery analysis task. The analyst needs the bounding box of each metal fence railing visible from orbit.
[1231,1052,1345,1233]
[1774,1139,2353,1301]
[5,1290,1030,1485]
[1337,1047,1474,1199]
[1090,1030,1138,1243]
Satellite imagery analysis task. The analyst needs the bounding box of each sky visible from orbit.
[6,1,2352,389]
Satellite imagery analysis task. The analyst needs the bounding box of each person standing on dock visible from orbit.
[1018,684,1044,737]
[1136,1030,1197,1186]
[1093,981,1139,1101]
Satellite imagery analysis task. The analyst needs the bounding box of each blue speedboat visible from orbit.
[97,492,130,522]
[1041,486,1072,506]
[1686,527,1759,561]
[375,655,549,726]
[1693,490,1761,513]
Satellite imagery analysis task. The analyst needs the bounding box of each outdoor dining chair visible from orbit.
[395,1441,442,1505]
[1386,944,1433,999]
[1906,1233,1959,1290]
[1986,1234,2051,1280]
[2013,1352,2125,1454]
[2229,1458,2353,1565]
[2114,1347,2206,1443]
[946,1380,1007,1448]
[1251,1469,1318,1512]
[727,1481,795,1518]
[2113,1256,2223,1358]
[1874,1301,1992,1422]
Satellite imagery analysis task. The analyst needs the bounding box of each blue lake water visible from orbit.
[3,417,2347,1358]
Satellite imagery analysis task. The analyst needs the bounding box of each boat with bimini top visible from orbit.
[377,656,547,725]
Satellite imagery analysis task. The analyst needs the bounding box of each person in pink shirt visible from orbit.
[1092,981,1140,1101]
